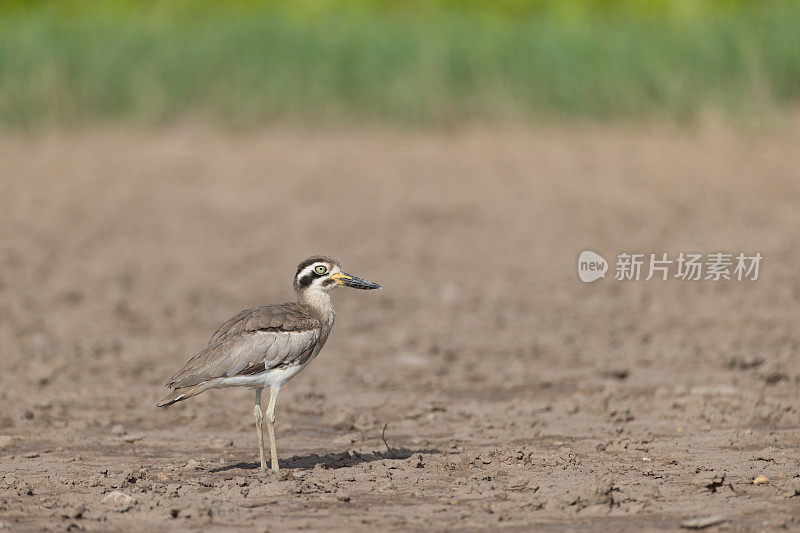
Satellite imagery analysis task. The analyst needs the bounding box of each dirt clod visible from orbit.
[695,472,727,493]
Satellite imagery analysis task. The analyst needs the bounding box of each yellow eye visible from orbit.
[314,265,328,275]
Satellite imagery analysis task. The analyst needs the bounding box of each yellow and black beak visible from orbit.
[331,272,382,290]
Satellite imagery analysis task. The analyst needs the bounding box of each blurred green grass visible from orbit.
[0,0,798,128]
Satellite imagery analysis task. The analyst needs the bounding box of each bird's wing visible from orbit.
[207,303,316,344]
[166,304,321,389]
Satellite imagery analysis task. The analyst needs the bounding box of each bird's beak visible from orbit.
[331,272,382,290]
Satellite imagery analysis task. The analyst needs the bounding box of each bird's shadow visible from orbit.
[210,447,440,473]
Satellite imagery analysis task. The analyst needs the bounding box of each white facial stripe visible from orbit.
[297,262,333,281]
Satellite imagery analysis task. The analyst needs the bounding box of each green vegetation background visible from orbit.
[1,0,798,127]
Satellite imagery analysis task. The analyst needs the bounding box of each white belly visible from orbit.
[204,363,308,393]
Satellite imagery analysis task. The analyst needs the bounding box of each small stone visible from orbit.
[24,452,39,459]
[185,459,201,470]
[102,490,137,512]
[0,436,15,449]
[412,454,424,468]
[681,515,727,529]
[111,425,126,436]
[753,475,770,485]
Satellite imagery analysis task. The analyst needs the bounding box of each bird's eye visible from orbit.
[314,265,328,275]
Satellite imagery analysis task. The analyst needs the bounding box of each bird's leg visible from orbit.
[253,389,267,471]
[265,388,279,472]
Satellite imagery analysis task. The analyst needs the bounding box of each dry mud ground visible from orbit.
[1,123,799,531]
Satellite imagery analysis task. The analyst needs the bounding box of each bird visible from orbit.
[157,256,381,472]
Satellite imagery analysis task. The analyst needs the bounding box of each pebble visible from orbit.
[102,490,137,512]
[680,515,726,529]
[185,459,201,470]
[0,436,15,449]
[753,475,770,485]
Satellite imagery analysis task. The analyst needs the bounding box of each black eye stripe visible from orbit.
[298,274,314,288]
[295,256,336,276]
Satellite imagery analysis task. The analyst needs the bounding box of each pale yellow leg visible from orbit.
[265,389,279,472]
[253,389,267,471]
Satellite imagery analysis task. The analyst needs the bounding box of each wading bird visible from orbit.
[158,256,381,472]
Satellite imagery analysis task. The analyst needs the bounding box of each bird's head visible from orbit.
[293,256,381,297]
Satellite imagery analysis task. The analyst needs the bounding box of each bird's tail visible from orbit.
[157,385,203,407]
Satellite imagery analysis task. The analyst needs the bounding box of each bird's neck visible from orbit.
[297,289,335,325]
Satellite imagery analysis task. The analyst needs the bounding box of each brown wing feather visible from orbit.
[165,303,321,389]
[208,303,318,344]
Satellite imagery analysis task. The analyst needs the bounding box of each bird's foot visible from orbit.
[255,462,280,474]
